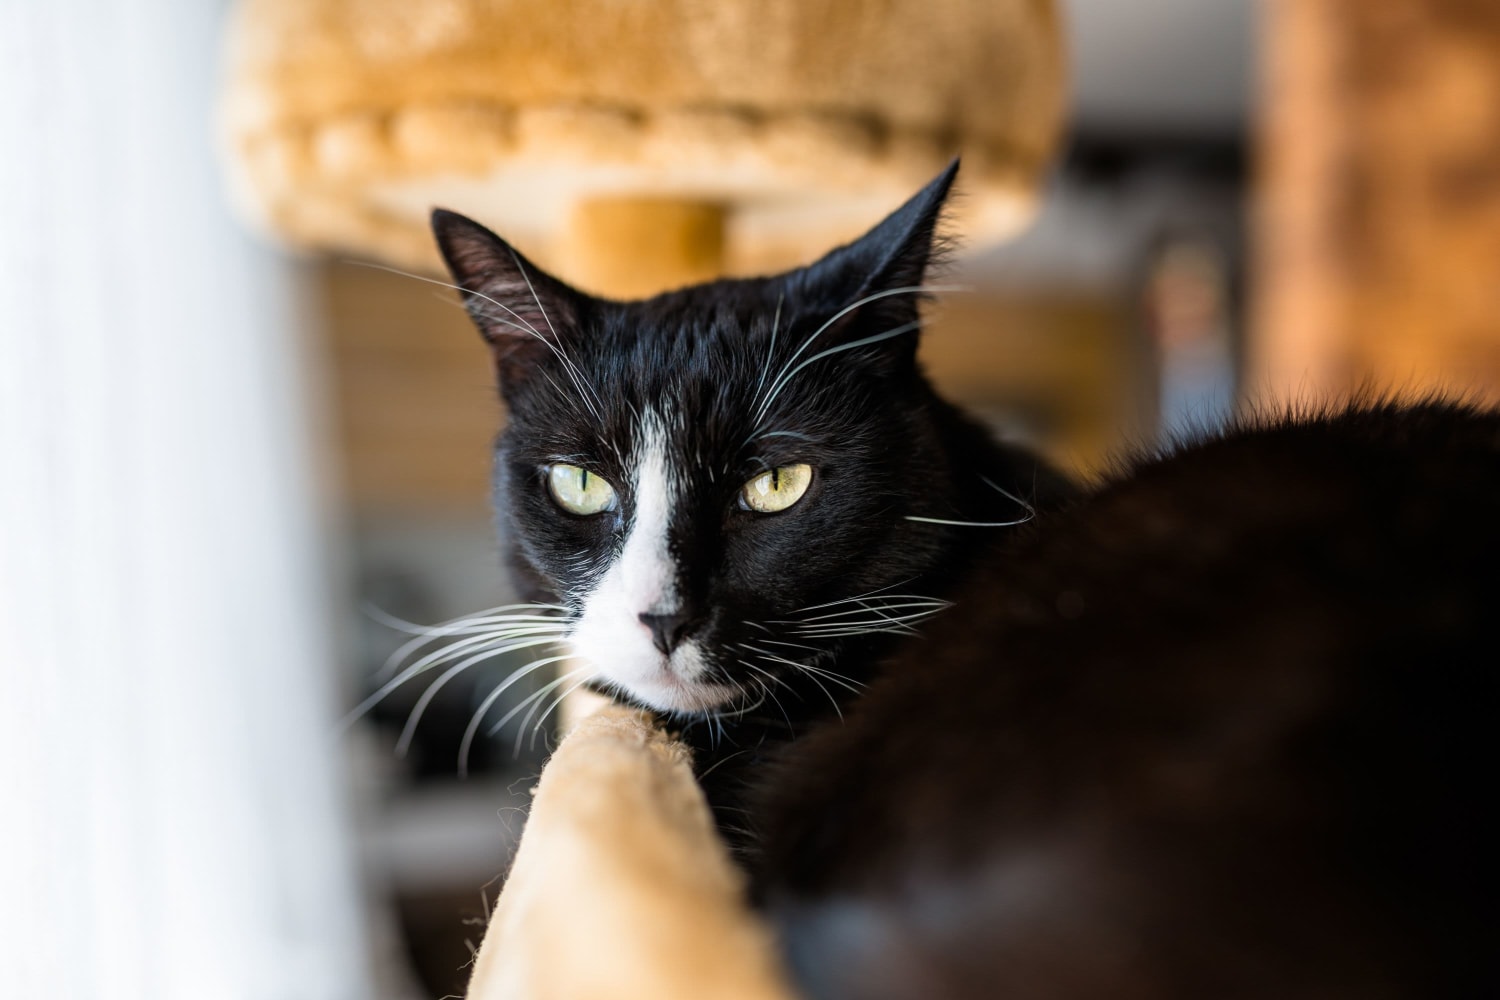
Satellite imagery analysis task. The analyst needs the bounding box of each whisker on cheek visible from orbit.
[343,628,569,733]
[457,654,574,777]
[528,673,595,753]
[396,638,568,756]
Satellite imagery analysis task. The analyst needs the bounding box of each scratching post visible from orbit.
[466,705,795,1000]
[220,0,1065,282]
[562,198,728,298]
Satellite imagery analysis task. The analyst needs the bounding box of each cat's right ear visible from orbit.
[430,209,585,384]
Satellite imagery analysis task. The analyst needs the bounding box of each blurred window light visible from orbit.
[0,2,369,997]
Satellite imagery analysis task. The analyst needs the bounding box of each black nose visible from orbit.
[638,611,696,655]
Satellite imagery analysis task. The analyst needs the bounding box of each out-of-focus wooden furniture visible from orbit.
[1255,0,1500,406]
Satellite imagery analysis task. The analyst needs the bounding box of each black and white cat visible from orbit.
[431,163,1067,735]
[433,164,1495,998]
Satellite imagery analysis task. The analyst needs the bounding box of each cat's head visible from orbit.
[432,163,977,717]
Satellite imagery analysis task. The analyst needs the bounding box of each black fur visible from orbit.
[758,400,1499,999]
[433,165,1498,998]
[432,161,1069,756]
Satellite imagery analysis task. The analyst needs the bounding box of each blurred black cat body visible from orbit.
[433,165,1496,998]
[759,400,1497,999]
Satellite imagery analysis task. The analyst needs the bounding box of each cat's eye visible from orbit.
[740,463,813,514]
[547,464,618,515]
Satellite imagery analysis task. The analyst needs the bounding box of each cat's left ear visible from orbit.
[800,158,960,354]
[431,209,588,388]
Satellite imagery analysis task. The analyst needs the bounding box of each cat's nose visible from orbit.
[638,611,696,655]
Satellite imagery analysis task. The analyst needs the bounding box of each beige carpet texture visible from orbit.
[220,0,1065,285]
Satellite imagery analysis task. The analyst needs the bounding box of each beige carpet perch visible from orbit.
[466,704,797,1000]
[220,0,1065,295]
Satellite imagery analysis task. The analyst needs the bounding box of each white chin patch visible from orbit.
[567,413,738,716]
[569,629,739,715]
[604,641,740,715]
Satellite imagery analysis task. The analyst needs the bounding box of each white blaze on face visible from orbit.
[568,412,735,714]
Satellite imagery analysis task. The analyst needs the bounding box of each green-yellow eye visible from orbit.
[547,464,617,515]
[741,463,813,513]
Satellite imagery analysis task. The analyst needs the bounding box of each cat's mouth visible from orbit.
[573,636,741,716]
[621,667,740,716]
[564,568,741,714]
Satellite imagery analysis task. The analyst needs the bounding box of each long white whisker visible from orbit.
[740,663,798,729]
[456,654,572,777]
[375,616,560,682]
[507,249,609,421]
[504,677,579,757]
[791,667,843,720]
[796,627,919,639]
[792,614,918,629]
[488,667,585,739]
[753,285,968,422]
[382,614,568,654]
[353,260,603,421]
[508,249,555,338]
[797,625,920,639]
[793,600,949,623]
[794,661,868,694]
[904,515,1032,527]
[350,262,541,336]
[526,673,594,753]
[366,602,564,632]
[757,319,923,419]
[797,622,925,635]
[980,474,1037,516]
[391,636,564,755]
[788,580,921,615]
[473,297,602,422]
[717,688,769,720]
[380,624,568,691]
[743,644,863,695]
[795,607,947,628]
[364,601,568,635]
[756,638,823,654]
[697,747,754,780]
[751,292,784,410]
[341,631,558,732]
[905,475,1037,530]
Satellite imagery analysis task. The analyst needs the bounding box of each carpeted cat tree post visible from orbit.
[220,1,1065,996]
[222,0,1063,297]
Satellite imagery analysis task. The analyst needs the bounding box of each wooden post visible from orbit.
[558,198,728,299]
[1253,0,1500,407]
